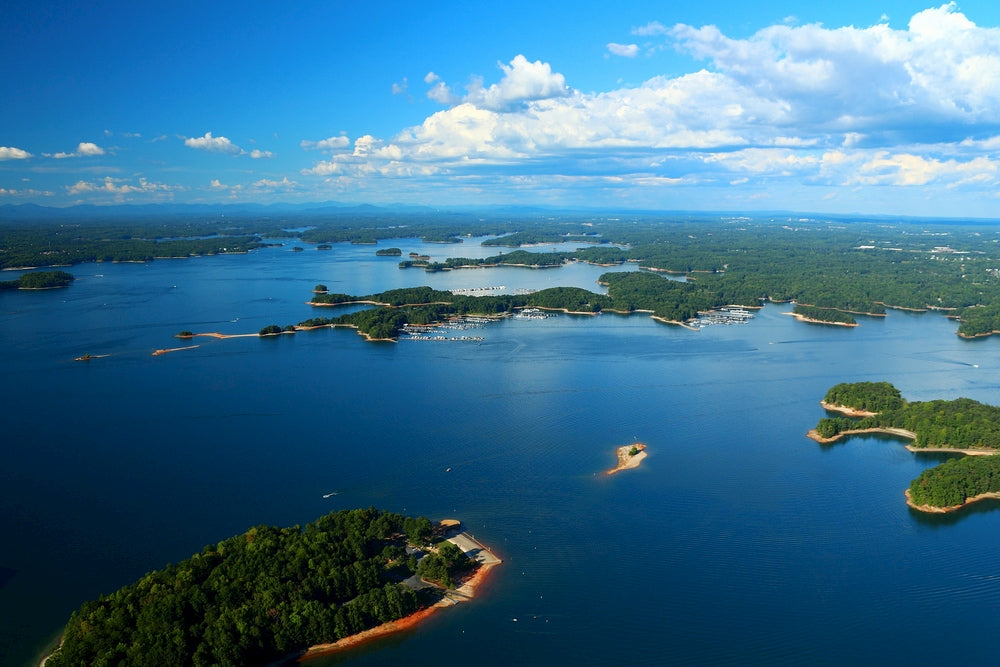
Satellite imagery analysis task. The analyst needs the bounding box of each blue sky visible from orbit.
[4,1,1000,216]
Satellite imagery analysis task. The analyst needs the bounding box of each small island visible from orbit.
[42,509,500,666]
[0,269,74,290]
[808,382,1000,513]
[607,443,647,475]
[375,247,402,256]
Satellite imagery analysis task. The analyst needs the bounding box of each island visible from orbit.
[0,270,74,290]
[808,382,1000,513]
[375,247,402,256]
[11,212,1000,337]
[42,508,500,666]
[607,443,647,475]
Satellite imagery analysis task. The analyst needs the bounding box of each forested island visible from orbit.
[0,269,74,290]
[43,508,492,666]
[7,210,1000,335]
[808,382,1000,512]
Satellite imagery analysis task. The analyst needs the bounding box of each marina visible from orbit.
[690,307,756,327]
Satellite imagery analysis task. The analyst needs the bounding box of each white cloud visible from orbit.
[633,21,669,37]
[425,55,570,111]
[184,132,243,155]
[847,152,997,186]
[300,136,351,151]
[252,176,298,190]
[296,6,1000,210]
[466,55,570,111]
[392,77,408,95]
[249,149,274,159]
[607,43,639,58]
[0,187,53,197]
[0,146,31,160]
[51,142,105,159]
[66,177,179,202]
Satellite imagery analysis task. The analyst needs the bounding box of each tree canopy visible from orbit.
[45,508,456,667]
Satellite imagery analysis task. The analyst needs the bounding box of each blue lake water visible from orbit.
[4,237,1000,665]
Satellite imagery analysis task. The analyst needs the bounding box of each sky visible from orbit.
[4,1,1000,217]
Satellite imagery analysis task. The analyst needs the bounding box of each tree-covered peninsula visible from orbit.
[44,509,478,667]
[810,382,1000,512]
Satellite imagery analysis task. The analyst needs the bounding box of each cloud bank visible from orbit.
[302,4,1000,210]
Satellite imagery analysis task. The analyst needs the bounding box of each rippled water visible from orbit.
[4,237,1000,666]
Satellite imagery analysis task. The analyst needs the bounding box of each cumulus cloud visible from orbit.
[424,55,570,111]
[51,142,105,159]
[298,5,1000,209]
[0,146,32,160]
[67,176,178,200]
[184,132,243,155]
[252,176,298,190]
[249,149,274,159]
[607,42,639,57]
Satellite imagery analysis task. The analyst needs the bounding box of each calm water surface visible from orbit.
[3,238,1000,666]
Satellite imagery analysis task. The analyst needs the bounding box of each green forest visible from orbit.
[7,212,1000,335]
[909,455,1000,507]
[45,508,472,667]
[0,269,74,290]
[812,382,1000,509]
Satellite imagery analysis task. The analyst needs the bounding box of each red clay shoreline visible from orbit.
[298,562,497,661]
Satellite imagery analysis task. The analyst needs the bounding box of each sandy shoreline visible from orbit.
[806,426,917,444]
[783,311,858,327]
[607,443,647,475]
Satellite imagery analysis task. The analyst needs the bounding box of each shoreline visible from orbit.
[298,532,500,661]
[806,426,917,444]
[607,443,647,475]
[904,488,1000,513]
[783,311,858,327]
[39,531,500,667]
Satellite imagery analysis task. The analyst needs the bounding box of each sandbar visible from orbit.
[152,345,199,356]
[607,443,647,475]
[806,427,916,444]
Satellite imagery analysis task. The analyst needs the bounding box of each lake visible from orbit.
[3,236,1000,666]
